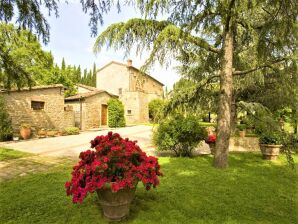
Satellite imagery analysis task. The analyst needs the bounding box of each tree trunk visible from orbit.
[213,29,234,169]
[230,91,237,133]
[293,109,297,134]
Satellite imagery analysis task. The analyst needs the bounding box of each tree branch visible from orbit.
[233,58,286,76]
[187,35,220,53]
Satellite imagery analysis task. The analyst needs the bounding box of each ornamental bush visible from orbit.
[107,99,125,128]
[148,99,165,123]
[259,132,282,145]
[65,132,162,203]
[0,96,13,141]
[63,127,80,135]
[153,114,208,157]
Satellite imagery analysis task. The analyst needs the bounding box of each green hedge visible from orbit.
[107,99,126,128]
[0,96,13,141]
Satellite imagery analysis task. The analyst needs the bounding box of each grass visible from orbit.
[199,122,217,127]
[0,148,32,161]
[0,153,297,224]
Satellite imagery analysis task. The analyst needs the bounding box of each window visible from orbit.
[31,101,45,110]
[127,110,132,115]
[118,88,122,95]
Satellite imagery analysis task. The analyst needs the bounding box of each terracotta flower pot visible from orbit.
[20,127,31,140]
[259,144,282,160]
[46,130,57,137]
[239,130,246,138]
[96,187,136,221]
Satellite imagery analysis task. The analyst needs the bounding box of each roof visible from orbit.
[65,90,118,101]
[97,61,164,86]
[0,84,64,93]
[76,84,98,91]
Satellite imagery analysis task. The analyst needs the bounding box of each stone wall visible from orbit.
[63,109,75,128]
[64,101,85,129]
[65,92,113,130]
[130,69,163,96]
[0,85,73,133]
[229,137,260,152]
[97,62,130,95]
[84,93,111,129]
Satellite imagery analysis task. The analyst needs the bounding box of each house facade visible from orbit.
[0,84,74,133]
[65,89,117,130]
[96,60,164,125]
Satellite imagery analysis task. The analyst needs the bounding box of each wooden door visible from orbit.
[101,104,108,126]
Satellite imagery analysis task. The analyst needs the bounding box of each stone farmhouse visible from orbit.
[66,60,164,129]
[0,84,74,133]
[1,60,164,134]
[96,60,164,125]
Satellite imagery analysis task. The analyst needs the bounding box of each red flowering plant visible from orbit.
[65,132,162,203]
[206,133,216,144]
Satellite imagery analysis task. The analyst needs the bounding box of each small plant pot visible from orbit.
[259,144,282,160]
[55,131,63,137]
[20,127,31,140]
[239,130,246,138]
[96,186,136,221]
[37,130,47,138]
[46,130,57,137]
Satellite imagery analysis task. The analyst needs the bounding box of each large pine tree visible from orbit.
[93,0,298,168]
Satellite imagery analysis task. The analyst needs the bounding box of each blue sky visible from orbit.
[42,2,180,89]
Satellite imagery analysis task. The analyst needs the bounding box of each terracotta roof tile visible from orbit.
[0,84,64,93]
[65,90,118,101]
[76,84,99,91]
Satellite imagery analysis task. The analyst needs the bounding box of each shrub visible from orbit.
[0,96,13,141]
[63,127,80,135]
[153,114,208,157]
[148,99,165,123]
[20,123,31,129]
[65,132,162,203]
[259,132,282,145]
[237,124,246,131]
[107,99,125,128]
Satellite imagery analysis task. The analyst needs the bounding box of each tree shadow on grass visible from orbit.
[126,153,298,224]
[0,153,297,224]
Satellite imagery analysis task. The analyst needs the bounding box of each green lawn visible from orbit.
[0,153,297,224]
[0,148,32,161]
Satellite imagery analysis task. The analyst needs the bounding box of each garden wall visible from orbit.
[229,137,260,152]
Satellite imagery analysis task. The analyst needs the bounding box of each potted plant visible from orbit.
[13,135,20,141]
[20,123,31,140]
[206,133,216,154]
[37,129,47,138]
[259,133,282,160]
[46,129,57,137]
[238,124,246,137]
[65,132,162,221]
[55,130,63,137]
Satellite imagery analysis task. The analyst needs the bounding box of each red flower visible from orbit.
[65,132,162,203]
[206,134,216,143]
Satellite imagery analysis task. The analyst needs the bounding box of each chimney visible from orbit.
[127,59,132,67]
